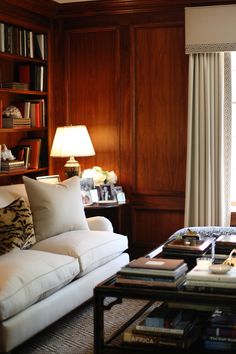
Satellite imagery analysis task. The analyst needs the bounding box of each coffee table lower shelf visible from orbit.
[94,274,236,354]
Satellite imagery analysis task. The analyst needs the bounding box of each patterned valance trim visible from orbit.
[186,43,236,54]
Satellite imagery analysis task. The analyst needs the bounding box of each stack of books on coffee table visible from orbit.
[215,234,236,255]
[116,257,188,289]
[162,238,213,269]
[203,309,236,351]
[122,302,204,349]
[184,265,236,293]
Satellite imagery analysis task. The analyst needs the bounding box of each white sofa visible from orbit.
[0,177,129,353]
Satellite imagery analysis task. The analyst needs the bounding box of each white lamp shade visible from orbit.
[50,125,95,157]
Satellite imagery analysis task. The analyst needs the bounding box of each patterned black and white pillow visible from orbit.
[0,197,36,255]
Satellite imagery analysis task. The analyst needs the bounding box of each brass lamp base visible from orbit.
[64,156,81,179]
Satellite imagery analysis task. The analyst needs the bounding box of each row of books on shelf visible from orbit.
[122,302,236,351]
[0,22,47,60]
[0,138,46,172]
[0,99,46,128]
[17,63,47,92]
[0,64,47,92]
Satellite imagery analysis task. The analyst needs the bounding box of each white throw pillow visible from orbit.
[32,229,128,275]
[23,176,89,241]
[0,184,29,208]
[0,250,80,321]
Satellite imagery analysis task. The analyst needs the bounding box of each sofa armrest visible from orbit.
[86,216,114,232]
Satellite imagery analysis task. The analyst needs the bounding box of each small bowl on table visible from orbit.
[209,264,231,274]
[196,257,213,270]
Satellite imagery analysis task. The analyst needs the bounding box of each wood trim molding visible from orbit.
[3,0,58,18]
[2,0,236,20]
[56,0,236,18]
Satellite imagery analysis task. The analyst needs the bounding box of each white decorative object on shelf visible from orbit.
[1,144,15,161]
[2,105,22,119]
[81,166,117,186]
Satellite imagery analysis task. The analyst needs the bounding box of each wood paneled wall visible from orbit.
[1,0,234,256]
[50,4,187,257]
[50,0,231,257]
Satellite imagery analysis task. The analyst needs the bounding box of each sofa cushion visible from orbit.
[0,250,80,321]
[0,197,36,256]
[23,176,89,242]
[32,230,128,275]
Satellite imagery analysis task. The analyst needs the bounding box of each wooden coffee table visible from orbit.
[93,245,236,354]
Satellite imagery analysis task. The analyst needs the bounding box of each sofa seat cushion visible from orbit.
[0,250,80,321]
[32,230,128,275]
[0,197,36,256]
[23,176,89,242]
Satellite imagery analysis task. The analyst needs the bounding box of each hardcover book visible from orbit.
[184,279,236,289]
[17,138,41,169]
[186,266,236,283]
[127,257,185,271]
[215,234,236,247]
[135,306,199,337]
[116,274,185,289]
[164,238,212,253]
[123,324,201,350]
[119,262,188,278]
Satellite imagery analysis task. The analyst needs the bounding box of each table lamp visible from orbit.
[50,125,95,178]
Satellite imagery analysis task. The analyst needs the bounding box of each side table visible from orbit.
[84,201,130,236]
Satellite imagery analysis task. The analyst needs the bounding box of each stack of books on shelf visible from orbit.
[184,264,236,293]
[15,99,46,128]
[214,234,236,255]
[122,302,204,350]
[2,117,31,128]
[0,159,25,172]
[116,257,188,289]
[1,82,29,90]
[203,309,236,351]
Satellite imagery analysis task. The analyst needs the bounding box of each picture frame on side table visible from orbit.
[113,186,126,203]
[80,177,94,191]
[81,190,93,206]
[99,184,116,201]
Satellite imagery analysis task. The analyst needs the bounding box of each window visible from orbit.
[231,52,236,205]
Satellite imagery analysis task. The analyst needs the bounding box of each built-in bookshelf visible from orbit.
[0,20,48,185]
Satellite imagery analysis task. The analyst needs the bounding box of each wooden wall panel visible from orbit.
[132,25,187,195]
[131,207,184,257]
[52,4,188,257]
[65,28,120,174]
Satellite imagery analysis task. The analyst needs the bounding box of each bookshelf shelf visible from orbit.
[0,127,47,133]
[0,88,47,95]
[0,167,47,177]
[0,51,46,64]
[0,20,49,185]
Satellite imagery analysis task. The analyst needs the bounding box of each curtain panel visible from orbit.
[184,52,231,227]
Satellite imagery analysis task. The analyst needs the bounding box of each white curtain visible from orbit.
[184,52,232,227]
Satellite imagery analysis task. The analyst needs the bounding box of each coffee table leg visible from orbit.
[94,290,105,354]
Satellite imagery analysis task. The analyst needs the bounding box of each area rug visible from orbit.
[12,298,148,354]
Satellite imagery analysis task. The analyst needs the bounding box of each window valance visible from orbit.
[185,5,236,54]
